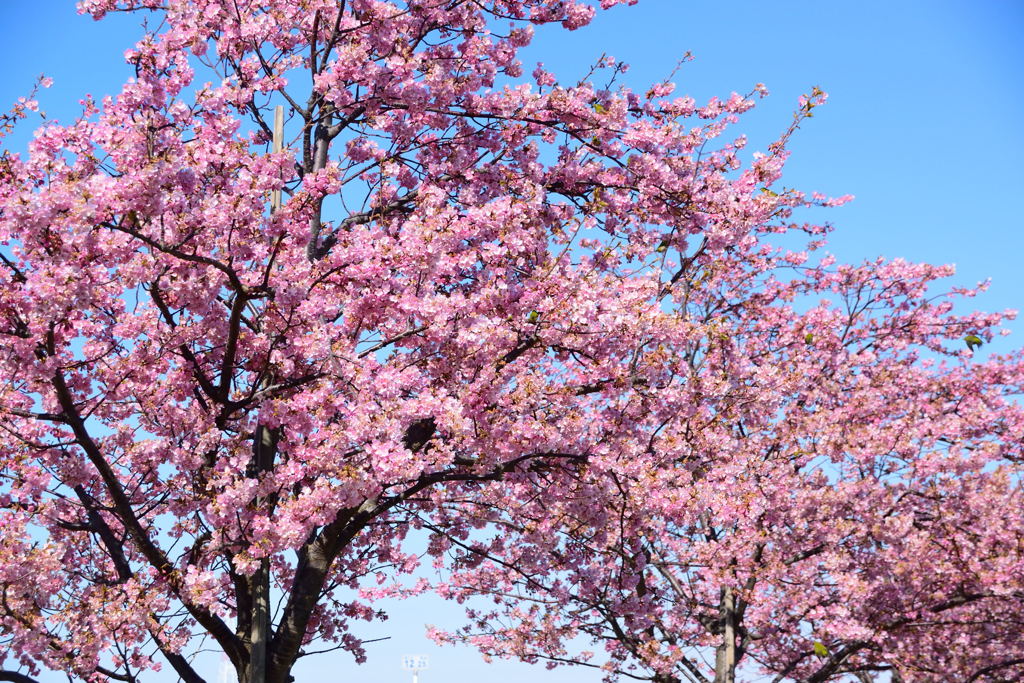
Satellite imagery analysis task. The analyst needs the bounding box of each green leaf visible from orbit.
[964,334,983,352]
[813,642,829,657]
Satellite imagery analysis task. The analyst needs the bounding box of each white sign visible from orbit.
[402,655,429,671]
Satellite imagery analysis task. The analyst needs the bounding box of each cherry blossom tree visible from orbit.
[425,249,1024,683]
[2,2,1021,683]
[0,0,781,681]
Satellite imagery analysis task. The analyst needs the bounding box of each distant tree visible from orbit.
[2,2,1021,683]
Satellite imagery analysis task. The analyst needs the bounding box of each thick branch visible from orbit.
[310,180,413,261]
[357,325,428,358]
[94,666,134,682]
[304,106,368,260]
[218,292,249,399]
[804,643,870,683]
[0,252,28,283]
[49,370,246,667]
[268,448,585,682]
[149,627,207,683]
[496,336,538,370]
[967,657,1024,683]
[149,284,222,405]
[73,484,133,583]
[0,673,41,683]
[108,219,246,293]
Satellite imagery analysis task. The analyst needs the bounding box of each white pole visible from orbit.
[218,653,230,683]
[270,105,284,212]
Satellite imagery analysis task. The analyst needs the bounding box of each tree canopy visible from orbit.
[0,1,1021,682]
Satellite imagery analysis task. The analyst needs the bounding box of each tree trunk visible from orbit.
[243,559,270,683]
[242,424,277,683]
[714,586,737,683]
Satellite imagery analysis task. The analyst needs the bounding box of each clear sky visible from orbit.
[1,1,1023,682]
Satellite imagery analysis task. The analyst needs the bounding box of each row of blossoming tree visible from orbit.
[1,1,1021,682]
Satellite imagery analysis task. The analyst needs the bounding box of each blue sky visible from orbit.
[1,1,1023,682]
